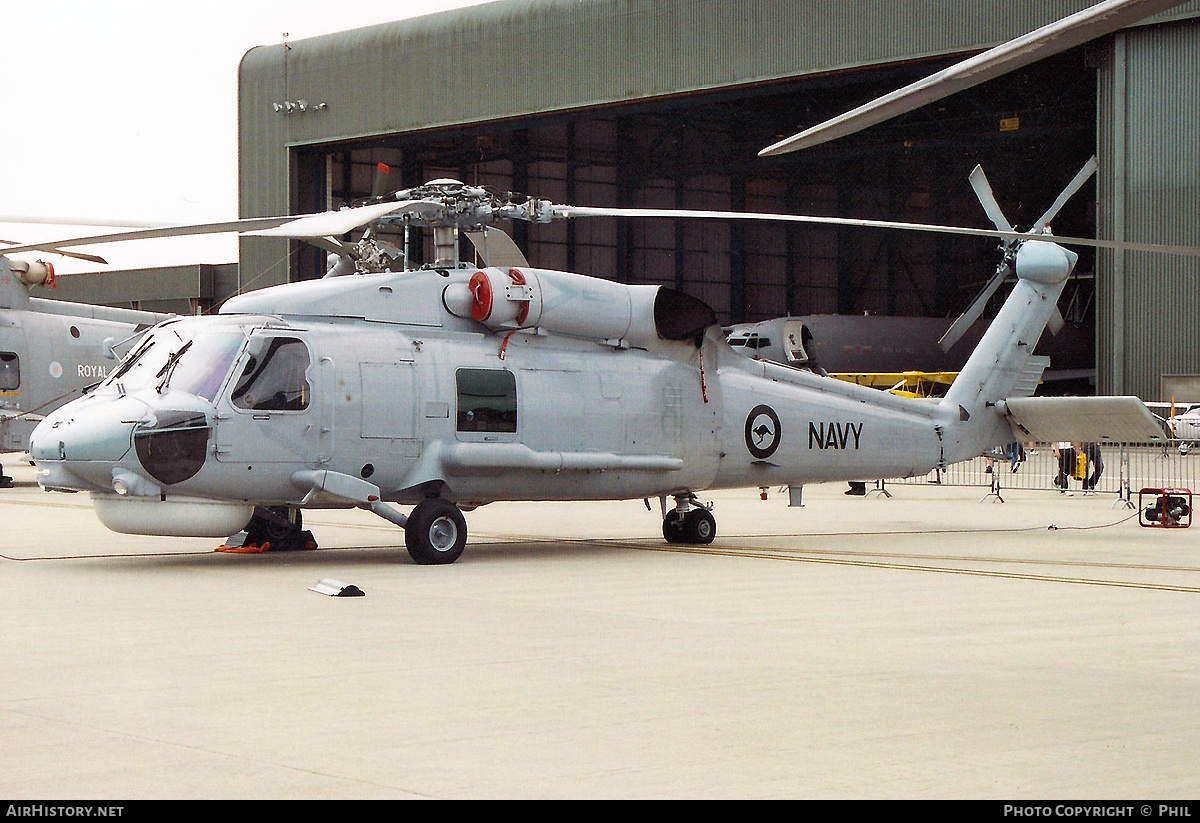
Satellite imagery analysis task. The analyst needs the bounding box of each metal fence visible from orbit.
[886,442,1200,506]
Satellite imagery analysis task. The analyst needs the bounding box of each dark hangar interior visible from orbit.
[289,47,1099,326]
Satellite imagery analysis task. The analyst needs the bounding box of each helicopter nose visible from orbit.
[31,396,149,462]
[30,395,150,490]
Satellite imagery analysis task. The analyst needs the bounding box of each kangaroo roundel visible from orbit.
[745,404,781,459]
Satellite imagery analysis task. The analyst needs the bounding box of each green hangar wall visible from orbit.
[237,0,1200,400]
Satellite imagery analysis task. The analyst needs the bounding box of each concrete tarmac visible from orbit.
[2,455,1199,799]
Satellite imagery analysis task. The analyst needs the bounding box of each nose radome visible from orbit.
[30,395,150,464]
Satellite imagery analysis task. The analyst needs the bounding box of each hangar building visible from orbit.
[197,1,1200,400]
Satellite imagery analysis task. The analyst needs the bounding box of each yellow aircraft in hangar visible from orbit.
[827,372,960,399]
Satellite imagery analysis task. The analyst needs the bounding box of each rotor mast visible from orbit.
[364,179,557,273]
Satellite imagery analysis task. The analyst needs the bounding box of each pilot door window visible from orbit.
[456,368,517,433]
[0,352,18,390]
[230,337,311,412]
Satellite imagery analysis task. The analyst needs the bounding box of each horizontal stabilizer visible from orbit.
[1002,396,1167,442]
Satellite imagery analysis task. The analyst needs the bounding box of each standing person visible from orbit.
[1054,441,1076,496]
[1007,441,1026,472]
[1081,442,1104,495]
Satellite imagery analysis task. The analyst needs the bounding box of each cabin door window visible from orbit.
[0,352,19,390]
[455,368,516,434]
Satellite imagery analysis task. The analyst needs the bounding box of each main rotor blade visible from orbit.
[0,199,441,255]
[245,199,443,239]
[553,205,1200,258]
[1032,155,1099,232]
[938,265,1010,352]
[968,165,1013,233]
[5,198,1199,261]
[47,249,109,265]
[0,216,169,263]
[0,216,302,256]
[758,0,1190,156]
[0,215,170,228]
[0,239,107,265]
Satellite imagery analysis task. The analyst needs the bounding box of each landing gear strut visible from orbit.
[361,494,469,564]
[662,494,717,545]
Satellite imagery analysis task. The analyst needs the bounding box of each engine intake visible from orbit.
[9,259,56,288]
[444,266,716,347]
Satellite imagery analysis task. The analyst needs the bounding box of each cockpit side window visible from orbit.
[230,337,311,412]
[0,352,19,390]
[728,333,770,350]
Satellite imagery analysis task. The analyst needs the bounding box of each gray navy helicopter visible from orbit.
[11,0,1193,563]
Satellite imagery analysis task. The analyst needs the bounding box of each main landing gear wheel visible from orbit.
[663,507,717,545]
[405,498,467,565]
[218,506,316,553]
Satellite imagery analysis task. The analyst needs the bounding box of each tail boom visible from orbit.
[939,240,1076,464]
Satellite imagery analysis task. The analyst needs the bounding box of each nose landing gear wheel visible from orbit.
[405,498,468,564]
[663,507,716,545]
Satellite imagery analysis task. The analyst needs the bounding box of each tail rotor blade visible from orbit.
[968,165,1013,233]
[1032,156,1098,232]
[938,265,1009,352]
[1047,306,1065,335]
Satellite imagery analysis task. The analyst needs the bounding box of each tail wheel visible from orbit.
[405,498,467,564]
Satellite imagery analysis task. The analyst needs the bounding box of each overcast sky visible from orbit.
[0,0,500,274]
